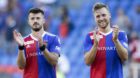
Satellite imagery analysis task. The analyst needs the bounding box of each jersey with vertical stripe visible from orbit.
[23,32,60,78]
[84,29,128,78]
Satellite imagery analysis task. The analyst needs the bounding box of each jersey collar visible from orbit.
[30,31,46,41]
[99,29,113,36]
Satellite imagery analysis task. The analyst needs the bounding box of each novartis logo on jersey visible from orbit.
[26,52,43,58]
[97,47,116,50]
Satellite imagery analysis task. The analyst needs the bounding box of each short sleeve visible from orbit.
[83,34,93,53]
[49,36,61,55]
[119,32,128,50]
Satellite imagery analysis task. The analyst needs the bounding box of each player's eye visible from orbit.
[37,17,40,20]
[96,15,100,18]
[102,14,106,17]
[31,17,34,20]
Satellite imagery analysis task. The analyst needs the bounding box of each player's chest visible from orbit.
[91,35,116,53]
[24,40,38,52]
[24,39,49,57]
[24,39,49,50]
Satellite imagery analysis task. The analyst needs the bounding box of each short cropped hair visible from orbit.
[93,3,109,12]
[28,8,44,16]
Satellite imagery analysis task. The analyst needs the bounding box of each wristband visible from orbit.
[39,45,46,51]
[18,45,24,50]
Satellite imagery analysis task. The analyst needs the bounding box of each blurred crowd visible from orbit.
[0,0,140,78]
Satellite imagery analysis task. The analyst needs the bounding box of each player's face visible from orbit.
[28,13,45,32]
[94,7,111,29]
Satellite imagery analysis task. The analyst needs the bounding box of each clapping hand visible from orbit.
[13,30,24,46]
[112,25,119,42]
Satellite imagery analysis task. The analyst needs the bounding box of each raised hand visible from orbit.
[13,30,24,46]
[112,25,119,41]
[35,32,43,47]
[93,27,100,46]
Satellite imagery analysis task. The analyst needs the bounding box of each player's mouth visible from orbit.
[33,24,40,28]
[33,22,39,26]
[34,24,38,26]
[99,20,106,26]
[100,21,106,26]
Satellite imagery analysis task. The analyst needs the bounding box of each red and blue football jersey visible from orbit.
[84,29,128,78]
[23,32,60,78]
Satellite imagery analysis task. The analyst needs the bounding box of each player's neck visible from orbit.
[99,24,111,33]
[31,28,45,39]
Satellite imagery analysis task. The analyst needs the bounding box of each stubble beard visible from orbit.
[32,25,42,32]
[98,20,109,29]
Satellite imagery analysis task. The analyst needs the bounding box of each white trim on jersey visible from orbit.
[42,31,46,37]
[30,31,46,41]
[30,34,38,41]
[45,32,55,36]
[99,29,113,36]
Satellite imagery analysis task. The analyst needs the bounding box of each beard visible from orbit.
[98,19,109,29]
[31,25,42,32]
[31,22,43,32]
[32,26,42,31]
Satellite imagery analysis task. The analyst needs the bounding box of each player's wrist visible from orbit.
[18,45,25,50]
[39,45,46,51]
[39,43,44,47]
[113,39,119,43]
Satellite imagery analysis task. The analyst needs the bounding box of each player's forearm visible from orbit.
[84,44,98,66]
[114,39,128,62]
[42,49,58,66]
[17,50,26,70]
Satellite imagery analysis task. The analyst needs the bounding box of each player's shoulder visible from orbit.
[88,31,94,36]
[44,32,57,38]
[119,30,127,35]
[44,32,60,41]
[23,34,31,40]
[44,32,61,44]
[85,32,94,40]
[45,32,56,37]
[119,30,126,33]
[118,30,128,39]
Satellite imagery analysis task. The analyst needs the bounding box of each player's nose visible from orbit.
[99,16,104,21]
[34,19,38,22]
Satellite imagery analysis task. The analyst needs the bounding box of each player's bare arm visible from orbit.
[36,32,59,66]
[13,30,26,69]
[84,27,100,66]
[113,25,128,62]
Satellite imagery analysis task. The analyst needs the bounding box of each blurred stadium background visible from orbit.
[0,0,140,78]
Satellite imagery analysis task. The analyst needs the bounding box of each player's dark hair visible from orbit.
[28,8,44,16]
[93,3,109,12]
